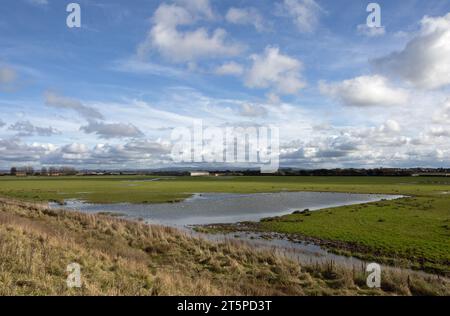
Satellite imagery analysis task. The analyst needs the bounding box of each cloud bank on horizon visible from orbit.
[0,0,450,169]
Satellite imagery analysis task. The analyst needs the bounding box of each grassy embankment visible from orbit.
[0,176,449,275]
[0,198,449,296]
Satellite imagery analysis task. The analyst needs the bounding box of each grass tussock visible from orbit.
[0,198,448,296]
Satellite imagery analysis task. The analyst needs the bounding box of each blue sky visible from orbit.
[1,0,450,169]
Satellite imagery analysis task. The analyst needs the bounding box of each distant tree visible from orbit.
[25,166,34,176]
[41,167,48,176]
[10,167,17,176]
[60,166,77,175]
[49,167,57,175]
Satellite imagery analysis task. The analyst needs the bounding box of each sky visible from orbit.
[0,0,450,170]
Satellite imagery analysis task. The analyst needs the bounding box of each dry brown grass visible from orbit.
[0,198,448,296]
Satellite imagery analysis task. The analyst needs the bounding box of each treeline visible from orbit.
[9,166,77,176]
[277,168,417,176]
[248,168,449,176]
[207,168,450,177]
[3,167,450,177]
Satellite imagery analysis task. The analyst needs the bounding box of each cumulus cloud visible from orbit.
[214,61,244,76]
[0,138,56,164]
[44,91,104,121]
[137,2,242,63]
[280,121,421,168]
[88,142,170,164]
[432,98,450,123]
[277,0,323,33]
[281,134,360,163]
[0,120,5,128]
[357,24,385,37]
[5,139,167,167]
[429,127,450,138]
[319,75,409,107]
[80,121,144,139]
[316,135,360,158]
[349,123,409,148]
[245,46,306,95]
[9,121,59,137]
[373,13,450,89]
[226,7,267,32]
[61,143,89,155]
[89,142,169,166]
[12,139,172,167]
[51,143,90,162]
[379,120,401,133]
[48,141,170,166]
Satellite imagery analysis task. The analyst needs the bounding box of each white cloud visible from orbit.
[174,0,215,20]
[373,13,450,89]
[80,121,144,139]
[0,138,55,164]
[62,143,89,155]
[430,127,450,138]
[9,120,59,137]
[214,61,244,76]
[319,75,409,107]
[245,46,306,95]
[278,0,323,33]
[226,7,267,32]
[432,98,450,123]
[379,120,401,133]
[2,139,172,168]
[44,91,104,120]
[137,2,242,63]
[357,24,385,37]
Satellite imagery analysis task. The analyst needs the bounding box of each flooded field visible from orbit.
[49,191,401,226]
[47,191,408,269]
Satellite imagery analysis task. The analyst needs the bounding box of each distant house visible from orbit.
[15,172,27,177]
[190,171,210,177]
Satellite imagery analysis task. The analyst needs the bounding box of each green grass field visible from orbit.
[0,175,449,203]
[0,175,449,275]
[257,196,450,274]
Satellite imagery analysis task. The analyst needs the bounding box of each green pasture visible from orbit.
[0,175,449,204]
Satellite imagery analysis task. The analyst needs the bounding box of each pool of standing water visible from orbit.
[49,191,402,227]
